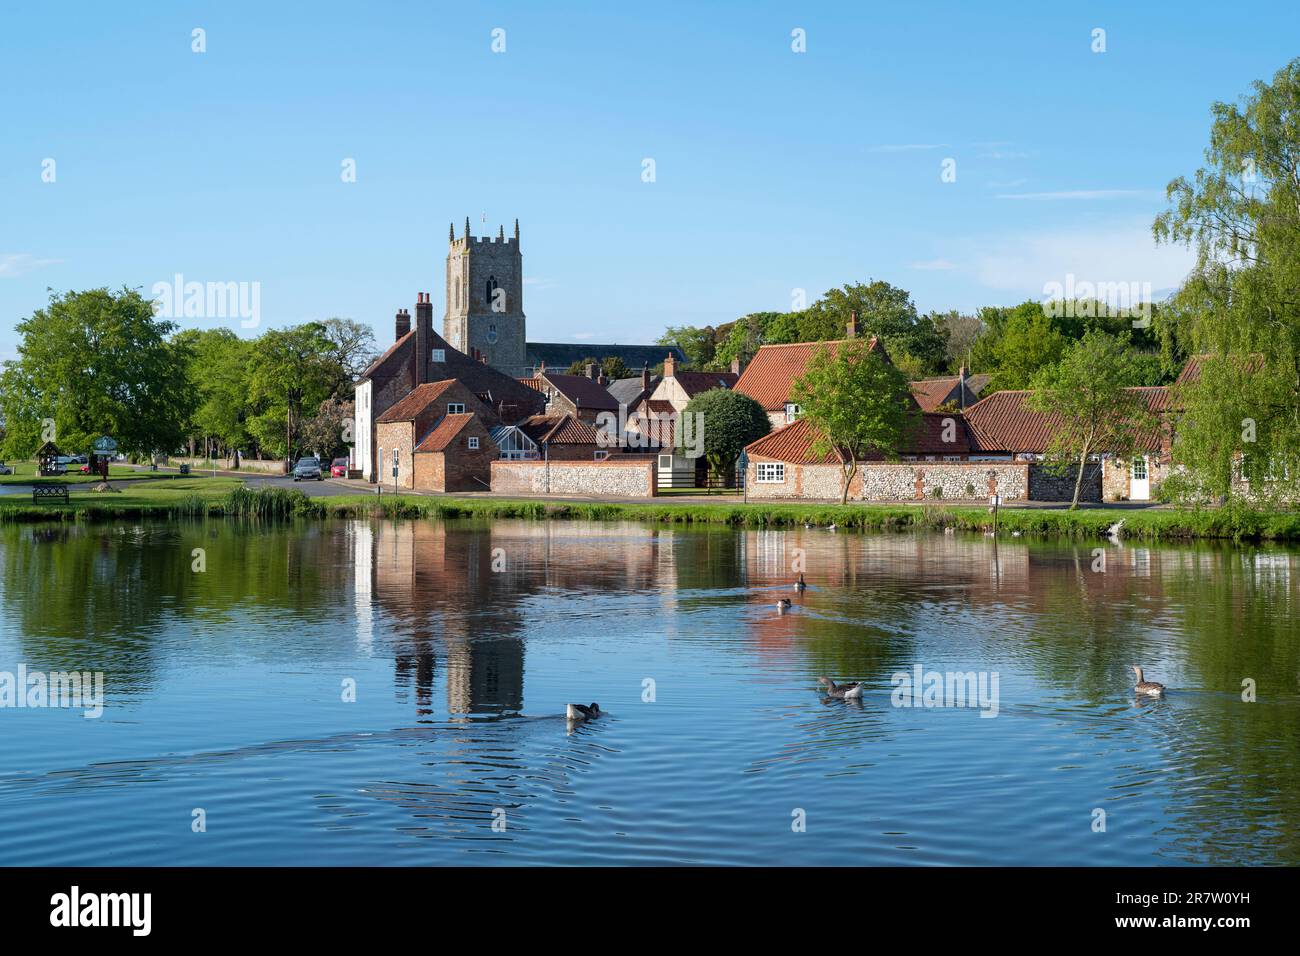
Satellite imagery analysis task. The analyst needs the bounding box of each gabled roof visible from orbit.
[519,413,600,445]
[671,370,738,397]
[541,373,619,411]
[909,373,991,411]
[358,331,413,383]
[415,413,477,453]
[734,337,886,411]
[963,388,1168,454]
[1173,352,1265,388]
[518,377,546,392]
[606,374,659,407]
[375,380,460,423]
[745,413,971,464]
[423,328,546,423]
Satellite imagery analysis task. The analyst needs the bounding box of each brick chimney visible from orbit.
[395,308,410,341]
[731,356,741,375]
[846,311,858,339]
[641,364,650,390]
[585,362,596,380]
[414,292,432,384]
[958,364,969,410]
[663,353,676,379]
[597,372,608,386]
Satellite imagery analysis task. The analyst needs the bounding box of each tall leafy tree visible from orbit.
[246,323,339,461]
[681,388,770,482]
[992,304,1067,389]
[1027,331,1155,509]
[1,288,193,458]
[791,340,920,505]
[1154,57,1300,500]
[319,317,378,387]
[800,281,949,374]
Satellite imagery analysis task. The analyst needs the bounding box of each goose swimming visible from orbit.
[1130,666,1165,698]
[793,573,807,592]
[827,523,838,532]
[566,702,602,720]
[776,598,793,612]
[818,677,864,700]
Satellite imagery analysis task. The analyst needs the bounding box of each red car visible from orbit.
[330,457,349,478]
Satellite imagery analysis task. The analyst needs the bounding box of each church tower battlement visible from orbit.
[444,218,527,377]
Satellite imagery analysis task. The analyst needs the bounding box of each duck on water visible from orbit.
[818,677,864,700]
[1130,666,1166,698]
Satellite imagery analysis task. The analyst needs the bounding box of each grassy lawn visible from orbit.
[0,460,178,485]
[5,480,1300,542]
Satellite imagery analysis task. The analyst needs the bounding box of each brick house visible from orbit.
[535,367,619,422]
[353,291,545,482]
[413,413,498,492]
[518,413,608,461]
[909,368,990,412]
[374,380,495,490]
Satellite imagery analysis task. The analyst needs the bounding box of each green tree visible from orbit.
[1154,57,1300,500]
[174,328,252,458]
[682,388,770,482]
[246,323,339,462]
[319,317,378,388]
[800,281,949,374]
[657,325,717,368]
[0,288,193,458]
[791,340,921,505]
[993,303,1067,389]
[299,396,355,461]
[564,356,631,379]
[1027,331,1155,509]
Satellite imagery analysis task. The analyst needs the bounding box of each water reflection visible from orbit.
[1,519,1298,864]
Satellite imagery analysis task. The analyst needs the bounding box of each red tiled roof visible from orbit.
[672,370,738,396]
[375,380,459,423]
[541,373,619,411]
[734,337,886,411]
[745,412,971,463]
[519,413,599,445]
[963,388,1167,454]
[415,413,476,452]
[1173,352,1265,389]
[359,331,413,382]
[909,374,991,411]
[518,377,546,392]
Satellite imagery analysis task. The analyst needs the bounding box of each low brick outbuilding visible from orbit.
[413,413,498,492]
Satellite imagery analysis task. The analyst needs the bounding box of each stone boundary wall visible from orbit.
[1030,462,1102,502]
[491,459,657,498]
[167,456,285,474]
[746,460,1029,501]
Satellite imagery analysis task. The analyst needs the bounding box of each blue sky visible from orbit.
[2,1,1297,361]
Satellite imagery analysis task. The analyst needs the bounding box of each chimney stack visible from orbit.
[414,292,432,384]
[663,353,676,379]
[585,362,596,380]
[846,311,858,339]
[641,364,650,390]
[597,371,608,386]
[395,308,411,341]
[731,356,741,375]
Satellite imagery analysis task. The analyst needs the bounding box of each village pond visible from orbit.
[1,518,1298,865]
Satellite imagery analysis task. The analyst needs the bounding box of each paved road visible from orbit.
[239,475,358,497]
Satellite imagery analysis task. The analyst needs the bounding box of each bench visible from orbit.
[32,485,70,504]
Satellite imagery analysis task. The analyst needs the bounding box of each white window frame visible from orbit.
[594,449,610,461]
[447,403,465,415]
[1131,456,1148,480]
[468,436,479,450]
[784,403,801,424]
[756,462,786,483]
[432,348,446,363]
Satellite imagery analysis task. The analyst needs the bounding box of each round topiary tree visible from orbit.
[682,388,771,485]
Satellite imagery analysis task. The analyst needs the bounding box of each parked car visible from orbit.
[0,462,12,476]
[292,457,323,481]
[330,457,349,478]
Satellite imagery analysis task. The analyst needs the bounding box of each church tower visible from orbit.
[443,218,527,377]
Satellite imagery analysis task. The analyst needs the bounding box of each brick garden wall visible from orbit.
[1030,462,1102,502]
[491,459,657,497]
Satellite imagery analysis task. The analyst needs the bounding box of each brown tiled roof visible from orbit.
[519,413,599,445]
[518,377,546,392]
[672,370,739,396]
[358,331,413,382]
[645,399,677,416]
[1173,352,1265,389]
[745,413,971,463]
[415,413,476,452]
[541,373,619,411]
[734,337,887,411]
[423,328,546,424]
[909,374,991,411]
[375,380,459,423]
[963,388,1167,454]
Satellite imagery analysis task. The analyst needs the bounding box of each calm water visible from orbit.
[1,518,1298,866]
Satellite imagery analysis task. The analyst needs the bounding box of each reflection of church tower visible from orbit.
[443,218,527,377]
[446,636,525,717]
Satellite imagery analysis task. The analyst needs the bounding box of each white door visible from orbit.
[1130,456,1150,500]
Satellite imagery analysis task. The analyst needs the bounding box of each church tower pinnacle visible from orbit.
[443,217,527,377]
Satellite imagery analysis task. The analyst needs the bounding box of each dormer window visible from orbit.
[784,403,802,424]
[432,348,445,363]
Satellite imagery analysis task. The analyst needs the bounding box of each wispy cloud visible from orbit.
[572,332,594,341]
[987,178,1028,188]
[910,258,957,271]
[978,150,1033,160]
[995,189,1161,201]
[0,253,62,278]
[867,143,947,153]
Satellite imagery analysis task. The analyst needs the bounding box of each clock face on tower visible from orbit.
[487,325,498,345]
